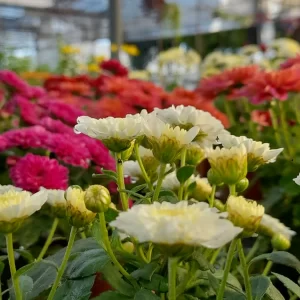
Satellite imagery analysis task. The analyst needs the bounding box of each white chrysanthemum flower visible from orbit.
[143,114,199,163]
[293,173,300,186]
[139,146,153,158]
[206,144,247,185]
[154,105,224,147]
[227,195,264,235]
[110,201,242,250]
[41,188,66,218]
[65,186,96,227]
[160,172,181,191]
[74,115,144,152]
[0,185,22,194]
[260,214,296,241]
[124,161,142,179]
[0,187,47,233]
[219,135,283,171]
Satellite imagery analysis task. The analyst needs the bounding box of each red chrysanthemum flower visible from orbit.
[251,110,272,127]
[100,59,128,77]
[196,65,260,99]
[235,68,300,104]
[10,153,69,192]
[280,55,300,69]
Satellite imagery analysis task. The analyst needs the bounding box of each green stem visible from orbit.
[246,238,261,263]
[229,184,236,196]
[210,247,222,265]
[80,231,86,239]
[134,143,153,192]
[178,149,187,200]
[262,261,273,276]
[237,239,252,300]
[217,238,238,300]
[224,100,235,126]
[37,218,59,261]
[137,245,150,264]
[243,99,256,139]
[99,213,137,286]
[290,294,298,300]
[294,97,300,124]
[168,257,178,300]
[47,226,77,300]
[153,164,166,202]
[6,233,22,300]
[147,244,154,262]
[208,185,216,207]
[278,101,293,157]
[116,153,129,210]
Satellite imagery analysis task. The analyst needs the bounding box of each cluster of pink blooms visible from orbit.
[0,70,115,191]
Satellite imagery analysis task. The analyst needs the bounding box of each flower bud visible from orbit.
[236,178,249,193]
[122,242,134,254]
[207,168,223,186]
[121,141,135,161]
[271,233,291,251]
[84,185,111,213]
[185,145,206,166]
[66,186,96,228]
[192,178,212,201]
[227,195,264,236]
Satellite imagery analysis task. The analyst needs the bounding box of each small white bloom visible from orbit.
[154,105,224,147]
[0,185,22,194]
[65,186,96,227]
[219,135,283,171]
[0,186,47,233]
[206,144,247,185]
[227,195,264,235]
[161,172,181,191]
[143,114,199,163]
[74,115,144,152]
[41,188,66,207]
[260,214,296,241]
[123,161,142,179]
[138,146,153,158]
[293,173,300,186]
[110,201,242,248]
[192,177,212,201]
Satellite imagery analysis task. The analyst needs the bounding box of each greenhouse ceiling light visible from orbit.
[0,0,53,8]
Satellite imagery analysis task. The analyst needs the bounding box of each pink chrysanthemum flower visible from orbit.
[10,153,69,192]
[0,70,31,96]
[2,126,50,150]
[38,99,85,125]
[0,136,8,152]
[39,117,74,134]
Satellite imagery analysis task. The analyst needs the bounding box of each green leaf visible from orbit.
[176,166,195,184]
[265,281,285,300]
[105,208,119,223]
[131,184,148,193]
[19,275,33,300]
[14,262,36,280]
[250,275,270,300]
[53,275,95,300]
[249,251,300,273]
[178,295,199,300]
[187,181,197,193]
[67,248,110,279]
[24,238,101,299]
[92,291,132,300]
[272,272,300,297]
[0,261,5,276]
[131,263,159,281]
[192,251,215,272]
[224,290,246,300]
[92,173,117,182]
[140,274,168,293]
[101,263,136,297]
[40,259,59,272]
[14,249,34,263]
[134,289,160,300]
[207,272,219,292]
[91,220,105,248]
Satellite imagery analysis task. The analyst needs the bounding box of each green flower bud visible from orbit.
[121,140,135,161]
[271,233,291,251]
[122,242,134,254]
[185,145,206,166]
[84,185,111,213]
[207,169,223,186]
[236,178,249,193]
